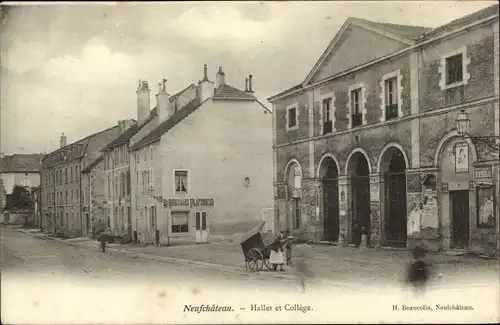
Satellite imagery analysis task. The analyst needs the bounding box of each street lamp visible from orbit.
[455,109,500,153]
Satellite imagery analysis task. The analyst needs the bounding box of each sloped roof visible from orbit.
[355,18,432,41]
[0,154,44,173]
[213,84,256,100]
[81,154,104,173]
[419,4,499,41]
[130,98,203,150]
[268,6,497,102]
[102,123,139,151]
[170,84,195,102]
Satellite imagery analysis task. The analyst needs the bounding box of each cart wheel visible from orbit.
[264,258,273,270]
[247,248,264,271]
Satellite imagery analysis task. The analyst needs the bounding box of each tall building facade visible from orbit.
[40,124,130,238]
[268,5,499,256]
[129,65,273,245]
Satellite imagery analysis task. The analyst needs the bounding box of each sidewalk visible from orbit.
[16,227,498,289]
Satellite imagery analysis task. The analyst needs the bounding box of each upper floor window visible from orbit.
[322,97,333,135]
[175,170,188,194]
[384,77,398,120]
[446,54,463,85]
[286,104,299,131]
[350,88,362,128]
[439,46,470,91]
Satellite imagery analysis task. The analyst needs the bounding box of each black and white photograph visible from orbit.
[1,1,499,324]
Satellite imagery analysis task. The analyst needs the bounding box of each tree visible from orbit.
[4,185,33,210]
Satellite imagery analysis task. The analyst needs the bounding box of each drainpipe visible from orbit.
[79,158,83,237]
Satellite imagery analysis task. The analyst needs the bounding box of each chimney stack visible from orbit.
[60,133,67,148]
[203,64,209,81]
[118,120,126,134]
[245,78,249,92]
[199,64,215,102]
[248,74,254,93]
[215,66,225,89]
[157,78,174,123]
[137,80,151,125]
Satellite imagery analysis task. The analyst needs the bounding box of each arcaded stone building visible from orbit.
[268,5,499,256]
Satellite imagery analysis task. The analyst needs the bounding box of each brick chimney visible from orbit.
[137,80,151,125]
[215,66,225,89]
[60,133,67,148]
[157,78,174,123]
[199,64,214,102]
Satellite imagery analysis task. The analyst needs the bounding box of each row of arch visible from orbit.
[282,132,479,247]
[284,132,479,181]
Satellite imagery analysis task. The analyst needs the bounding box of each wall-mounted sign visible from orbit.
[162,198,215,208]
[455,143,469,173]
[474,167,493,179]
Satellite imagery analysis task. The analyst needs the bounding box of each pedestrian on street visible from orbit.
[407,245,430,295]
[295,249,313,293]
[100,237,106,253]
[269,232,285,272]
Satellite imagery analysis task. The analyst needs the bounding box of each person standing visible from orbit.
[407,245,430,295]
[269,232,286,271]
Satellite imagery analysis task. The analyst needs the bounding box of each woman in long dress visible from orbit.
[269,233,285,271]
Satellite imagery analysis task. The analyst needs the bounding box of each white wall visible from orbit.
[159,99,273,239]
[1,172,40,194]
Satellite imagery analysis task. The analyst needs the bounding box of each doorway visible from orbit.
[383,151,407,248]
[195,211,208,243]
[320,157,339,242]
[450,190,470,249]
[349,153,371,246]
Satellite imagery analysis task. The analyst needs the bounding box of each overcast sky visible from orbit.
[0,1,496,155]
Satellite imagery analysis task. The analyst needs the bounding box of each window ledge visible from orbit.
[442,81,465,91]
[286,126,299,132]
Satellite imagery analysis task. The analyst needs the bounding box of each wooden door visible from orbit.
[450,190,470,249]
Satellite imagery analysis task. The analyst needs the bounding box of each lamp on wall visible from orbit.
[455,109,499,153]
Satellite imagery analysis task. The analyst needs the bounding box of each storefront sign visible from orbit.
[162,198,215,208]
[474,167,493,180]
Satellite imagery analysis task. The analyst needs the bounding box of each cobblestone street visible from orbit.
[2,226,499,324]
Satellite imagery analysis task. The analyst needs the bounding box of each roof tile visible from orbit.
[0,154,44,173]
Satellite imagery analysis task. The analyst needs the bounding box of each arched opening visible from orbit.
[348,152,371,246]
[318,156,339,242]
[380,147,407,248]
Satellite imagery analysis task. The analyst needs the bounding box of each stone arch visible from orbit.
[345,147,372,176]
[317,153,340,178]
[377,142,410,174]
[284,158,303,183]
[434,130,478,167]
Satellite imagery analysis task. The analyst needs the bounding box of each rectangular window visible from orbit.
[351,88,362,127]
[322,98,332,134]
[70,166,73,182]
[175,170,188,194]
[287,107,297,128]
[385,78,398,120]
[150,146,154,161]
[171,211,189,233]
[446,53,463,85]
